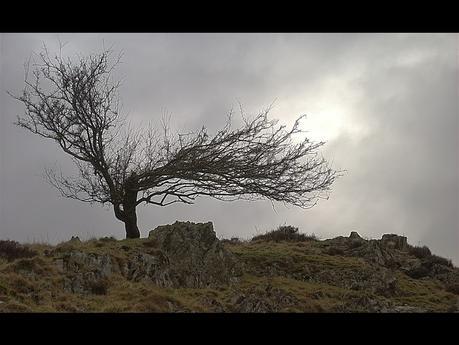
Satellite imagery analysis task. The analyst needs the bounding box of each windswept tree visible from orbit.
[11,47,340,239]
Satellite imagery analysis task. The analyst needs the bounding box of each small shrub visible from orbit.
[409,245,431,259]
[251,226,317,242]
[406,254,453,279]
[0,240,37,262]
[424,254,453,269]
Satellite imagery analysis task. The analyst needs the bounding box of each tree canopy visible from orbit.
[11,47,340,238]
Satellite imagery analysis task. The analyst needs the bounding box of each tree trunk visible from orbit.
[113,203,140,239]
[121,182,140,239]
[123,207,140,239]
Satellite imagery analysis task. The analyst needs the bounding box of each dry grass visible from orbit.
[0,234,457,313]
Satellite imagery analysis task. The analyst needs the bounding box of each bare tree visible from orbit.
[10,47,341,239]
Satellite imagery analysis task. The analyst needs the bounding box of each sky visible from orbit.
[1,33,458,264]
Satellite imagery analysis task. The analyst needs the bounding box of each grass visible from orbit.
[0,234,457,312]
[392,272,457,312]
[228,240,367,272]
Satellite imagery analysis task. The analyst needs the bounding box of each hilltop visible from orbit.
[0,222,458,312]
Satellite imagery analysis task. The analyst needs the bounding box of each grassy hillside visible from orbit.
[0,224,458,312]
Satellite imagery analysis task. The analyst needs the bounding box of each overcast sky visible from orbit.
[1,33,458,264]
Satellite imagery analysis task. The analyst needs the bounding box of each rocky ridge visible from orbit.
[54,221,242,295]
[0,222,457,312]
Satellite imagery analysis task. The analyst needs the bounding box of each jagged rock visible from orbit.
[348,232,366,250]
[308,265,398,297]
[53,222,237,294]
[338,297,428,313]
[324,233,411,269]
[64,251,114,276]
[231,284,299,312]
[58,221,243,293]
[349,231,362,240]
[350,239,404,268]
[374,270,398,297]
[336,294,393,313]
[126,252,173,287]
[148,221,242,288]
[402,253,459,282]
[383,305,427,313]
[61,251,115,294]
[324,236,349,246]
[324,233,367,254]
[381,234,408,251]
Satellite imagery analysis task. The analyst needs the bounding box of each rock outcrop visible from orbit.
[381,234,408,251]
[325,232,412,268]
[349,231,362,240]
[60,251,115,294]
[148,221,242,288]
[59,221,242,293]
[230,284,299,312]
[125,252,172,287]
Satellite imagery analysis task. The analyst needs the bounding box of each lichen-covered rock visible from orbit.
[230,284,299,312]
[61,251,115,294]
[349,231,362,240]
[381,234,408,251]
[308,265,398,297]
[383,305,428,313]
[352,240,397,266]
[148,221,242,288]
[125,252,173,287]
[57,221,242,293]
[334,294,394,313]
[323,233,410,268]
